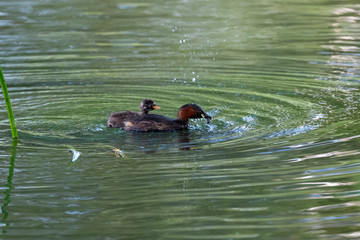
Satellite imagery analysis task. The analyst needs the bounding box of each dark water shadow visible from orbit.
[109,130,199,153]
[1,139,17,235]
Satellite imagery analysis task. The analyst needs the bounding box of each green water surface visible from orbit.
[1,0,360,239]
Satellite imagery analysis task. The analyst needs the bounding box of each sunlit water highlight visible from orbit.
[1,0,360,239]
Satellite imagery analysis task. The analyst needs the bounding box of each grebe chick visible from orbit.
[107,99,160,128]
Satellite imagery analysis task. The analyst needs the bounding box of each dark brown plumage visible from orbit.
[107,99,160,128]
[124,103,212,132]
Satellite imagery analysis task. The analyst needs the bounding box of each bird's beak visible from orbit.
[205,116,212,124]
[153,105,161,110]
[201,113,212,124]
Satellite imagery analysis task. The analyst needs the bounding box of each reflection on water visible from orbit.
[1,140,17,234]
[1,0,360,239]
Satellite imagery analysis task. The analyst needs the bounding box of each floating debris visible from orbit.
[112,148,128,160]
[69,149,81,162]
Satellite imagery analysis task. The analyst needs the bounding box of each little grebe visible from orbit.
[124,103,212,132]
[107,99,160,128]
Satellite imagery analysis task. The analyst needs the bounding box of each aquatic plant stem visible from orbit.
[0,65,18,139]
